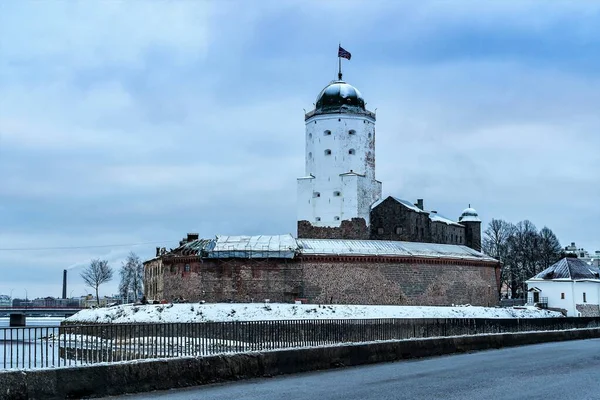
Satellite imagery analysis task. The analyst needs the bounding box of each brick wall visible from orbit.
[145,255,500,307]
[297,218,369,239]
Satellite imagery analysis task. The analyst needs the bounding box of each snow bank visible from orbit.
[65,303,562,324]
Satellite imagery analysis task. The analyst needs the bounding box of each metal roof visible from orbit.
[531,258,600,280]
[296,238,497,262]
[207,234,297,259]
[164,235,497,262]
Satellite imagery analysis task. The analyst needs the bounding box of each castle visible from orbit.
[144,64,499,306]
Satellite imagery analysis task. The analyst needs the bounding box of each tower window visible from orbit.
[348,130,356,135]
[316,217,321,222]
[333,191,341,197]
[348,149,355,155]
[324,149,332,155]
[368,132,372,139]
[324,130,331,136]
[313,192,321,198]
[308,152,312,159]
[334,216,340,221]
[395,227,402,235]
[184,264,190,272]
[308,133,312,139]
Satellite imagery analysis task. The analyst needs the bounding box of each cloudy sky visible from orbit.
[1,1,599,299]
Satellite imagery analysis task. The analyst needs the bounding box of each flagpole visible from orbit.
[338,42,342,80]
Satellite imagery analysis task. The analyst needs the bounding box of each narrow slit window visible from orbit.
[561,292,565,299]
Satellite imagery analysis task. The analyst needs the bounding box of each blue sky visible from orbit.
[1,1,599,299]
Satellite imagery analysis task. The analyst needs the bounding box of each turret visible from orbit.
[459,206,482,251]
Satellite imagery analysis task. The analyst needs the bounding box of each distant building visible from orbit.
[564,242,600,267]
[0,295,11,307]
[526,257,600,316]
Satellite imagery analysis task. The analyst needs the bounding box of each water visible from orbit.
[0,317,64,369]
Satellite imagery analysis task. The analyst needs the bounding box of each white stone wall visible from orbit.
[297,113,381,227]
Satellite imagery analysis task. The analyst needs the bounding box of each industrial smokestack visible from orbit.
[62,269,67,299]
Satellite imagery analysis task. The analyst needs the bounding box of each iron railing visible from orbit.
[2,317,600,370]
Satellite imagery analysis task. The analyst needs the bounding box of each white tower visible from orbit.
[297,75,382,237]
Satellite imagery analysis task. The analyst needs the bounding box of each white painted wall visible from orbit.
[527,279,600,316]
[297,112,381,227]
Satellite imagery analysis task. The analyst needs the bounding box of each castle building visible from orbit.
[297,75,481,251]
[144,59,497,306]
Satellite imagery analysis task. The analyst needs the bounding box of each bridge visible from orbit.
[0,306,84,319]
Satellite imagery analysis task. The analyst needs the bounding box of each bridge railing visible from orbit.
[2,317,600,370]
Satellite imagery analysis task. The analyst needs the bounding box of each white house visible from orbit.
[526,257,600,317]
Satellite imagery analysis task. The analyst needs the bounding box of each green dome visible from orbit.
[315,80,365,112]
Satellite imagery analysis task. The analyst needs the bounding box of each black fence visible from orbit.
[2,317,600,370]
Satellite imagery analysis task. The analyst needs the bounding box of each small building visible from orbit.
[0,295,11,307]
[526,257,600,317]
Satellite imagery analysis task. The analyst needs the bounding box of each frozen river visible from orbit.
[0,317,64,369]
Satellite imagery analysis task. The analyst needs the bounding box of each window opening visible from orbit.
[324,149,332,155]
[348,149,355,155]
[324,130,331,136]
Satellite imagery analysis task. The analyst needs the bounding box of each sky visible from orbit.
[1,1,599,300]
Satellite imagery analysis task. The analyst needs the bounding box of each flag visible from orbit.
[338,46,351,60]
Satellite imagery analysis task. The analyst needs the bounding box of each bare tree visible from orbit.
[81,259,113,306]
[483,219,515,298]
[119,252,144,303]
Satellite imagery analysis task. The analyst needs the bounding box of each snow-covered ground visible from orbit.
[65,303,562,324]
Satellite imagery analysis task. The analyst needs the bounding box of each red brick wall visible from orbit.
[145,256,499,307]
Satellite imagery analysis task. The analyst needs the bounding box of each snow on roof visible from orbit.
[371,196,428,214]
[208,234,297,259]
[529,258,600,281]
[297,238,496,262]
[429,212,462,227]
[162,235,497,263]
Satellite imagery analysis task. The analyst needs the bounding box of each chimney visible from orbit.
[156,247,161,257]
[187,233,199,242]
[62,269,67,300]
[416,199,424,210]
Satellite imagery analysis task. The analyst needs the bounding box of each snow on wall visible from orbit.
[65,303,563,324]
[298,112,381,228]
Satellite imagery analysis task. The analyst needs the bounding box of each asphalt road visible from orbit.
[104,339,600,400]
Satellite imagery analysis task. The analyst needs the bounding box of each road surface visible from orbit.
[103,339,600,399]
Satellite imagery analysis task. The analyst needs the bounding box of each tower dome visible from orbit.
[315,80,366,112]
[459,206,481,223]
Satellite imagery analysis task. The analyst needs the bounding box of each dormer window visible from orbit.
[324,130,331,136]
[324,149,332,155]
[348,149,355,155]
